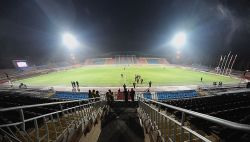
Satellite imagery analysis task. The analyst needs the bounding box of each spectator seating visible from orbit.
[147,59,160,64]
[52,91,89,100]
[143,92,152,100]
[92,58,106,65]
[0,90,106,142]
[157,90,197,101]
[137,58,148,64]
[106,58,115,64]
[162,92,250,142]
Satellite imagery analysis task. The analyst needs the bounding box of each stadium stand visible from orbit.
[143,92,152,100]
[147,59,160,64]
[1,88,250,142]
[157,90,197,101]
[160,92,250,142]
[83,56,168,65]
[137,57,148,64]
[52,91,89,100]
[105,58,115,64]
[159,58,169,64]
[91,58,106,65]
[0,90,106,142]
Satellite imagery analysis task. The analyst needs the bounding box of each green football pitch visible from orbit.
[16,65,240,87]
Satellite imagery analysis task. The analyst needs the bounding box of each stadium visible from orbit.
[0,1,250,142]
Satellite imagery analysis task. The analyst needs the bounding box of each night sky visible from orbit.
[0,0,250,70]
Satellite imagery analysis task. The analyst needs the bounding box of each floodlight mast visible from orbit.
[62,33,79,49]
[171,32,186,48]
[62,33,79,64]
[171,32,187,60]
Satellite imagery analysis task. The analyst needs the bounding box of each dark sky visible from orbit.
[0,0,250,70]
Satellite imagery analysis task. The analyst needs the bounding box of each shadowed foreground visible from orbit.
[97,102,144,142]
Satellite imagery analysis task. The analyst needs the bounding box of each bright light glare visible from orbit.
[171,32,186,48]
[62,33,79,48]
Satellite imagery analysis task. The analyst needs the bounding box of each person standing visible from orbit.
[92,90,96,98]
[123,84,127,90]
[76,81,79,87]
[133,82,136,89]
[96,91,100,101]
[130,88,135,102]
[149,81,152,87]
[108,89,114,102]
[137,78,139,84]
[124,89,128,103]
[200,77,203,82]
[88,90,92,98]
[141,78,143,84]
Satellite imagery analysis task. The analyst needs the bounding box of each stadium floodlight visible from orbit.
[62,33,79,49]
[171,32,186,48]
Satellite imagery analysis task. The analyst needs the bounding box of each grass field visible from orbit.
[16,65,240,87]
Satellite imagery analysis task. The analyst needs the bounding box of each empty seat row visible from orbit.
[157,90,197,101]
[52,92,89,100]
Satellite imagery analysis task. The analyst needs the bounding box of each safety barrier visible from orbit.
[0,97,106,142]
[137,96,250,142]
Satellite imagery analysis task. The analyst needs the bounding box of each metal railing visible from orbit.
[0,97,106,142]
[137,96,250,142]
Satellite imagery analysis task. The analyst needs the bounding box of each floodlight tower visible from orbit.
[171,32,187,60]
[62,33,79,64]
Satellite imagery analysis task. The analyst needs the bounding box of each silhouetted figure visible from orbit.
[76,81,79,87]
[218,81,223,86]
[96,91,100,101]
[123,84,127,90]
[133,82,136,88]
[124,89,128,103]
[149,81,152,87]
[121,73,123,78]
[88,90,93,98]
[137,78,139,84]
[19,83,23,88]
[130,88,135,102]
[201,77,203,82]
[141,78,143,84]
[92,90,96,98]
[96,91,100,97]
[72,81,76,88]
[19,83,27,89]
[106,92,110,103]
[71,81,74,88]
[108,89,114,102]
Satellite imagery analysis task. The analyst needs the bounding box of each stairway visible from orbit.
[97,102,144,142]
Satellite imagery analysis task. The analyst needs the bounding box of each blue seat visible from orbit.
[157,90,197,101]
[53,92,89,100]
